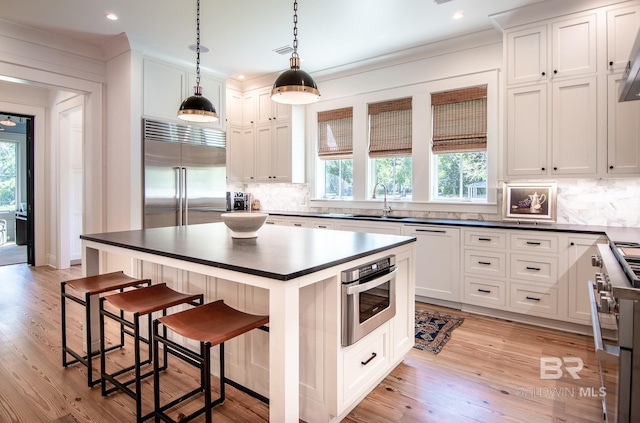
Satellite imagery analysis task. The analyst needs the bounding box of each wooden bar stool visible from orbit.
[152,300,269,423]
[61,271,151,387]
[99,283,203,423]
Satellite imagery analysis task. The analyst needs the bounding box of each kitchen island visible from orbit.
[80,222,416,423]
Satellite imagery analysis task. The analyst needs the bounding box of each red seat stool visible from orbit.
[61,271,151,387]
[152,300,269,423]
[99,283,203,423]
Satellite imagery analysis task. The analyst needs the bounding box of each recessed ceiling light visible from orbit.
[237,75,245,80]
[452,11,464,20]
[105,13,119,21]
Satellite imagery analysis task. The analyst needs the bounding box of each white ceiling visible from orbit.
[0,0,548,82]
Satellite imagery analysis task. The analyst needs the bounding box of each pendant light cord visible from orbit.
[196,0,201,88]
[292,0,299,60]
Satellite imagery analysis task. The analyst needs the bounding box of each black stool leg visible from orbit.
[204,341,212,423]
[85,291,94,388]
[100,297,107,396]
[61,282,68,368]
[153,320,161,423]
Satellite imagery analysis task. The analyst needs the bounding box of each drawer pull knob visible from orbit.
[318,225,327,228]
[526,296,541,301]
[478,237,491,241]
[361,352,377,366]
[526,241,541,246]
[478,289,491,293]
[478,261,492,265]
[526,266,541,271]
[294,223,302,227]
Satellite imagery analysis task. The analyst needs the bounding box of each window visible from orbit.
[317,108,353,199]
[368,98,412,200]
[431,86,487,201]
[0,141,17,211]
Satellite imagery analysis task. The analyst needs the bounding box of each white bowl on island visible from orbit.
[221,212,269,238]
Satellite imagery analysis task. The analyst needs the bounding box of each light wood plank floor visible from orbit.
[0,264,612,422]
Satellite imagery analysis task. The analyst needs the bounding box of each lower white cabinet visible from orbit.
[402,225,460,302]
[337,220,402,235]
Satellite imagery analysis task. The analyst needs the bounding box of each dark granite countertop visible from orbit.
[256,210,640,243]
[81,222,415,281]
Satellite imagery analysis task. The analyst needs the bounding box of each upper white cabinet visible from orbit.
[607,3,640,71]
[143,58,226,131]
[506,84,547,175]
[506,14,596,86]
[226,88,243,126]
[226,86,302,183]
[607,73,640,174]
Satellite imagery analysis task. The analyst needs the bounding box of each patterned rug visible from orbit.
[414,309,464,354]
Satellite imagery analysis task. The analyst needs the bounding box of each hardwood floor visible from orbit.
[0,264,611,422]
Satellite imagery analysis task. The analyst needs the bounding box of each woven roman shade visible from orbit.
[317,107,353,159]
[431,86,487,154]
[368,98,412,158]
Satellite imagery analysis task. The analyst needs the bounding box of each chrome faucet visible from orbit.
[372,182,392,217]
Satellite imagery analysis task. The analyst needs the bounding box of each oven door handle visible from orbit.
[588,280,620,362]
[346,268,397,296]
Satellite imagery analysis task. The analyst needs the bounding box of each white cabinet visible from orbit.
[256,88,291,125]
[143,59,187,120]
[506,14,596,86]
[226,88,243,126]
[551,76,597,174]
[506,75,597,177]
[242,91,256,126]
[607,73,640,174]
[143,58,225,130]
[226,125,255,183]
[337,220,402,235]
[255,121,292,182]
[402,225,460,302]
[607,4,640,71]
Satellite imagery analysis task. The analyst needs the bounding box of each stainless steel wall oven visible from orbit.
[342,255,396,347]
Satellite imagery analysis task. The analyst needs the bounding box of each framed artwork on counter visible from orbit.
[502,182,557,222]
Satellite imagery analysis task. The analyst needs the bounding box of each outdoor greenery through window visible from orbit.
[431,86,487,201]
[369,98,412,199]
[0,141,17,211]
[318,107,353,199]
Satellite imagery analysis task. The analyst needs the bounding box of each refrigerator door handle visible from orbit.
[183,167,188,226]
[175,166,183,226]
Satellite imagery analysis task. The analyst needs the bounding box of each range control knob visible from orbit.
[599,293,618,314]
[595,273,612,293]
[591,254,603,268]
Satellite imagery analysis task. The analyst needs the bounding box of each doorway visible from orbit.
[0,112,34,266]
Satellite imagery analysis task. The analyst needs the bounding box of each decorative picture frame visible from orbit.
[502,182,557,222]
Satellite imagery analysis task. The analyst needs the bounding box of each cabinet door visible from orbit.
[607,73,640,174]
[506,84,548,175]
[272,121,292,181]
[551,76,597,174]
[143,59,186,119]
[226,89,243,126]
[403,225,460,302]
[506,25,547,85]
[226,125,243,183]
[255,124,274,182]
[256,89,275,125]
[607,4,640,71]
[241,127,255,182]
[551,14,597,78]
[243,92,256,126]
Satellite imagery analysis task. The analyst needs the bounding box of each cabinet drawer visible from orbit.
[510,254,558,284]
[464,250,506,277]
[464,277,506,307]
[510,284,558,316]
[287,219,309,228]
[464,230,507,249]
[510,233,558,253]
[342,323,390,405]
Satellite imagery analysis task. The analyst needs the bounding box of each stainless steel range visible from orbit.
[590,241,640,423]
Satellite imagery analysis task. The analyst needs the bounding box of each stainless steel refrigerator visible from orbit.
[143,119,226,229]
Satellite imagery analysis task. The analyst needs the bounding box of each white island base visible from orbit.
[81,223,415,422]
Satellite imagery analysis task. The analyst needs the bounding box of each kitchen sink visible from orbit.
[352,214,406,220]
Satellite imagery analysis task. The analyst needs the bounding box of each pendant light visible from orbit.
[0,116,16,126]
[177,0,218,122]
[271,0,320,105]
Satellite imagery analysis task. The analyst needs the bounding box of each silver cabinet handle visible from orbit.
[346,268,397,296]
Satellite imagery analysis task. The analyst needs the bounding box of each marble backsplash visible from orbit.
[230,177,640,228]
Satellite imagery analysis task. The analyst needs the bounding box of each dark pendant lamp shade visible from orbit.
[271,1,320,105]
[271,56,320,105]
[178,85,218,122]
